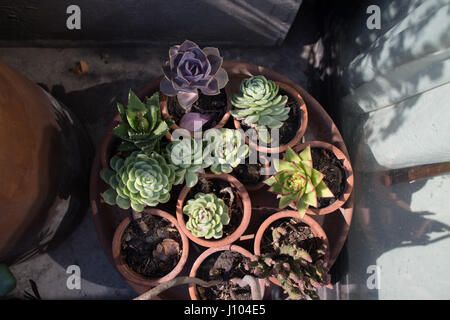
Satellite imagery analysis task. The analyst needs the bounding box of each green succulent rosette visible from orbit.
[203,128,250,174]
[112,90,173,153]
[165,137,210,187]
[264,146,333,217]
[183,192,230,239]
[230,75,290,144]
[100,151,176,212]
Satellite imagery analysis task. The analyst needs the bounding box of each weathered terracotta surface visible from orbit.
[0,61,92,264]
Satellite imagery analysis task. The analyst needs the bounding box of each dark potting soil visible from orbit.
[239,89,301,147]
[232,161,264,186]
[260,218,323,262]
[196,251,253,300]
[186,178,243,238]
[311,147,346,208]
[121,214,182,278]
[166,89,228,130]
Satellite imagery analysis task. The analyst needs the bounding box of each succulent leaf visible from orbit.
[230,76,290,143]
[112,91,170,154]
[264,146,333,217]
[165,137,210,187]
[203,128,250,174]
[249,237,330,300]
[100,151,176,212]
[159,40,229,111]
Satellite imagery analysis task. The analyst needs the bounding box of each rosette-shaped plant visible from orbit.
[264,146,333,217]
[165,137,210,187]
[159,40,229,110]
[100,151,176,212]
[230,75,290,144]
[112,90,173,153]
[183,193,230,239]
[204,128,249,174]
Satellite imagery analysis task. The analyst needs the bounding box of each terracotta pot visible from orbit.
[112,208,189,288]
[160,82,232,141]
[176,173,251,248]
[254,210,329,287]
[188,245,266,300]
[289,141,354,215]
[232,77,308,154]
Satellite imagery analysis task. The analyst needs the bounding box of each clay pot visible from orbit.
[0,61,92,264]
[232,78,308,154]
[188,245,266,300]
[176,173,251,248]
[160,83,232,140]
[290,141,354,215]
[112,208,189,287]
[254,210,329,287]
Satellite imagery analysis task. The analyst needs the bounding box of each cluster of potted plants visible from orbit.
[98,40,354,300]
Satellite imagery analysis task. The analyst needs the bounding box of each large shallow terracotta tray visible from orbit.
[89,61,354,299]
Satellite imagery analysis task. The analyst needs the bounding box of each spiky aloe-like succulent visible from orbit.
[230,75,290,144]
[204,128,249,174]
[160,40,229,111]
[183,193,230,239]
[264,146,333,217]
[100,151,176,212]
[249,243,330,300]
[112,90,173,153]
[165,137,210,187]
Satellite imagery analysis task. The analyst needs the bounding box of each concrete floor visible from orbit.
[1,5,333,299]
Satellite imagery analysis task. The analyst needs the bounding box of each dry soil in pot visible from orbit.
[195,250,254,300]
[121,214,182,278]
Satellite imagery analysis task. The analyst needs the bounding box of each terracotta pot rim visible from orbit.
[290,141,354,215]
[253,210,329,287]
[232,79,308,154]
[176,173,252,248]
[188,245,266,300]
[111,208,189,287]
[160,81,233,141]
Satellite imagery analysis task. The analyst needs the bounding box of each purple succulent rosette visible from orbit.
[160,40,229,110]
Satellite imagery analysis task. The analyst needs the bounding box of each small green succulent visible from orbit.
[183,193,230,239]
[165,137,210,187]
[249,243,330,300]
[204,128,250,174]
[113,90,173,153]
[230,75,290,144]
[264,146,333,217]
[100,151,176,212]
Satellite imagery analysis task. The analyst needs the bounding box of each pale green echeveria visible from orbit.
[230,75,290,144]
[264,146,333,217]
[183,193,230,239]
[165,137,210,187]
[203,128,249,174]
[100,151,176,212]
